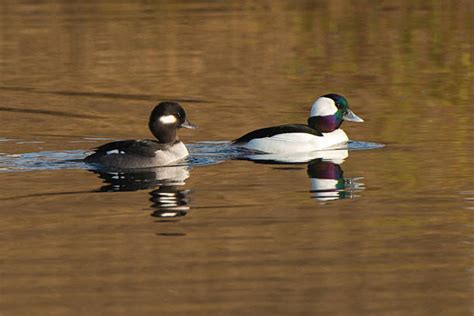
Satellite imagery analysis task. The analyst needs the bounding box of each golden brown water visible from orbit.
[1,1,473,315]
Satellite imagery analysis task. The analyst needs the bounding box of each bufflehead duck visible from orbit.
[84,102,196,169]
[233,93,363,153]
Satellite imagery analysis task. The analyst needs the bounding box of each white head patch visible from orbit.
[159,115,177,124]
[310,97,338,117]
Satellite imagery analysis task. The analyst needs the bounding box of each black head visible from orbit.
[149,102,196,143]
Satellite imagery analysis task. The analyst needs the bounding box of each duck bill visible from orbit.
[180,119,197,129]
[343,110,364,122]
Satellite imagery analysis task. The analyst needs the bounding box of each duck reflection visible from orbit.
[307,159,364,201]
[90,165,191,218]
[243,149,364,201]
[149,185,191,218]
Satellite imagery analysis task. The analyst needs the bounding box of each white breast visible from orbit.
[153,142,189,165]
[240,129,349,154]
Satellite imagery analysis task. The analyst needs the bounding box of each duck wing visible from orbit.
[92,139,167,157]
[233,124,323,143]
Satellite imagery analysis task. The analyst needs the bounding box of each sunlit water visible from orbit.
[1,1,473,316]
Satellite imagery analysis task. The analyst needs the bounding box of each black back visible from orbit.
[233,124,323,143]
[85,139,172,161]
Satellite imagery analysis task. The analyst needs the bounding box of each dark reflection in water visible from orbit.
[242,149,364,201]
[90,165,191,219]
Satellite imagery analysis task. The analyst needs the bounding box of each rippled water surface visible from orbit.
[1,1,473,315]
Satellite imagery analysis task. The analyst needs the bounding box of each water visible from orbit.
[1,1,473,315]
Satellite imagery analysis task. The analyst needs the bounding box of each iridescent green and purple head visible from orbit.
[307,93,363,133]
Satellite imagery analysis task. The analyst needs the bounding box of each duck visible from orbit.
[84,101,196,169]
[233,93,363,153]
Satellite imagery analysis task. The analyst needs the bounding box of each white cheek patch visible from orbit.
[310,97,338,117]
[159,115,177,124]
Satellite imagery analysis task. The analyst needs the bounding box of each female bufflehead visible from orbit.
[233,93,363,153]
[84,102,196,169]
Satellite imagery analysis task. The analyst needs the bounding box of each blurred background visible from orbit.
[0,1,473,315]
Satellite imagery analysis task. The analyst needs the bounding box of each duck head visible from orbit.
[149,101,196,143]
[307,94,363,133]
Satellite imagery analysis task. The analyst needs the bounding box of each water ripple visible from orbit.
[0,150,87,172]
[0,140,384,172]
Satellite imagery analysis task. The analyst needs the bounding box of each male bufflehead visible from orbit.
[233,93,363,153]
[84,102,196,169]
